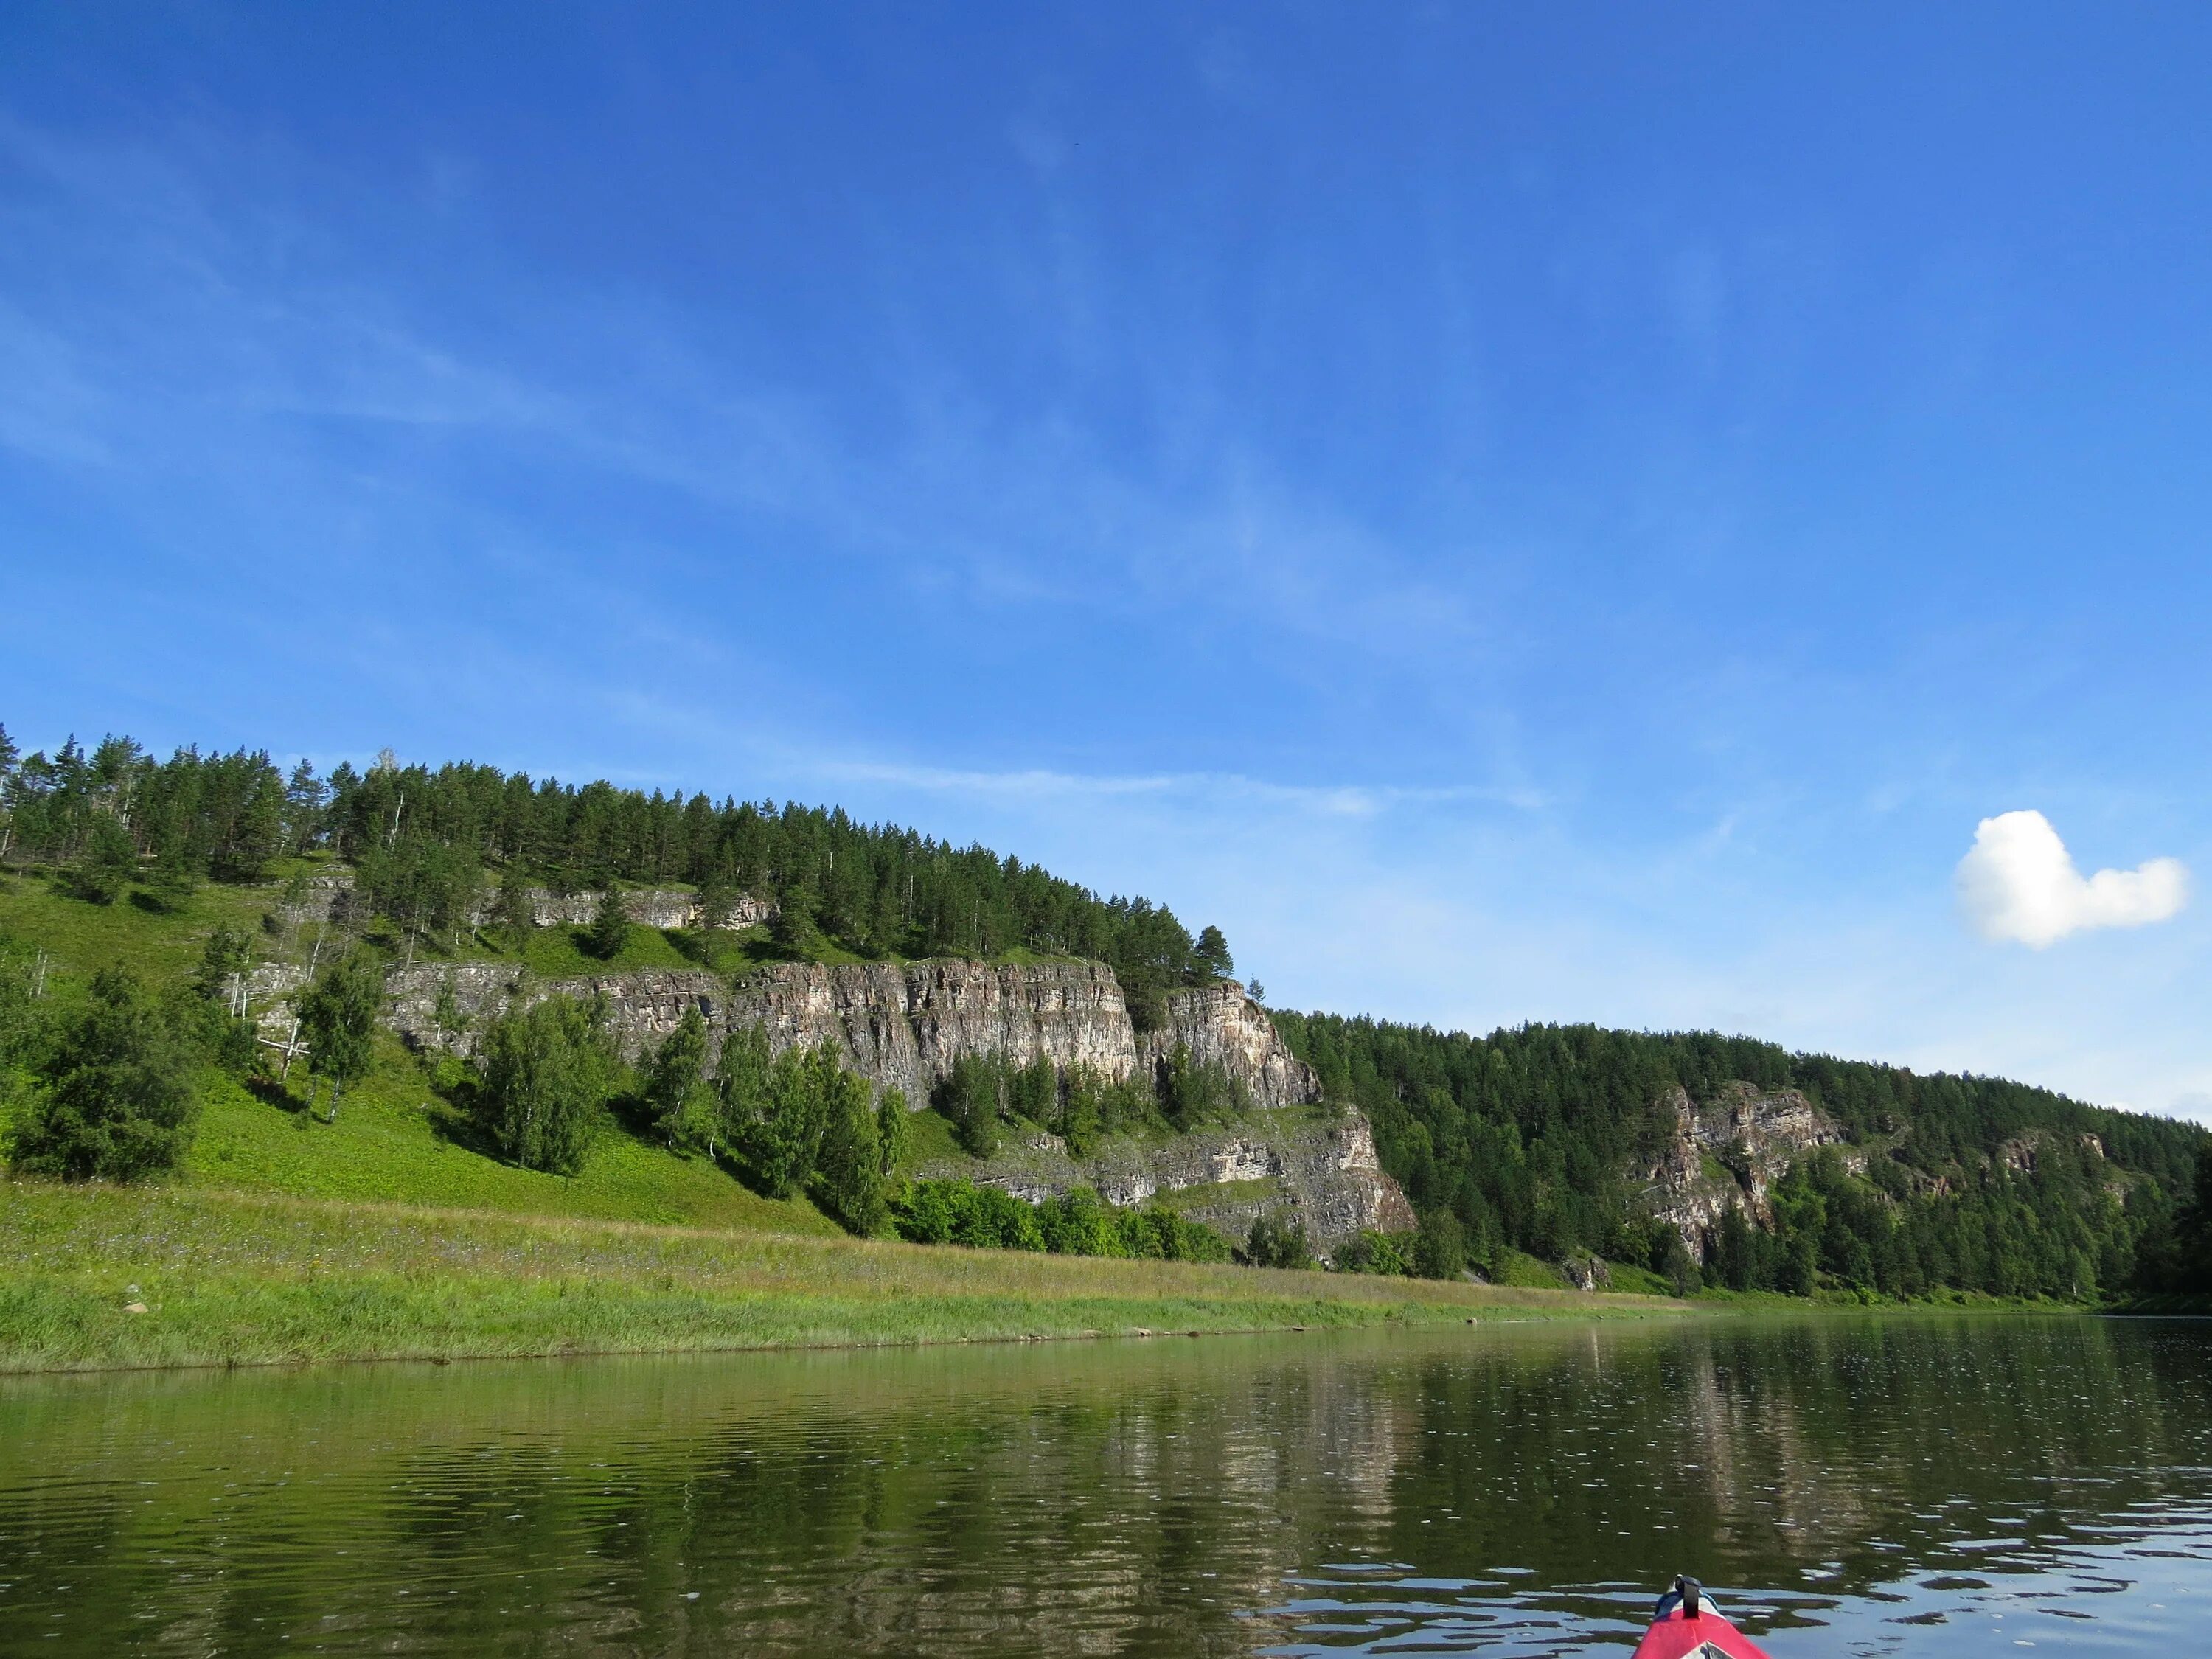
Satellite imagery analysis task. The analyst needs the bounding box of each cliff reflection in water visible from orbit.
[3,1316,2211,1656]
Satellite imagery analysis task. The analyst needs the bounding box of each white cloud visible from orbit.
[1956,810,2188,947]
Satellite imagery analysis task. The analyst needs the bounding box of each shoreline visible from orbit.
[0,1179,1686,1376]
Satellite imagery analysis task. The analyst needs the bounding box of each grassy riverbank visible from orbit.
[0,1179,1689,1372]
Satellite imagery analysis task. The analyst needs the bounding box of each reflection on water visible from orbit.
[1,1316,2208,1655]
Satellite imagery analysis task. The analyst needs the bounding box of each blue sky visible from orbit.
[4,4,2210,1116]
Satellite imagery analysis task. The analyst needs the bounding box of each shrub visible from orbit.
[1336,1229,1415,1275]
[1242,1211,1312,1270]
[13,970,198,1180]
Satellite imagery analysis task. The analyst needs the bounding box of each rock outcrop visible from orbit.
[1140,984,1324,1110]
[720,961,1139,1106]
[1641,1082,1852,1259]
[264,872,773,933]
[924,1110,1414,1248]
[372,956,1397,1244]
[383,959,1320,1113]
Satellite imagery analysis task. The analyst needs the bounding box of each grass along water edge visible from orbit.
[0,1179,1690,1372]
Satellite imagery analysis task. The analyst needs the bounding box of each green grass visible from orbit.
[0,1180,1691,1372]
[514,922,700,977]
[184,1040,843,1234]
[1492,1247,1573,1289]
[0,866,1700,1375]
[896,1106,967,1169]
[1601,1259,1672,1295]
[0,866,278,987]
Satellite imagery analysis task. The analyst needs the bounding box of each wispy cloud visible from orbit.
[815,758,1549,818]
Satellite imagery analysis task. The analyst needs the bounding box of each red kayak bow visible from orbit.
[1632,1579,1773,1659]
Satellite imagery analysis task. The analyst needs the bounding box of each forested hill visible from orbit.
[4,722,2208,1300]
[1273,1013,2208,1300]
[0,730,1227,1026]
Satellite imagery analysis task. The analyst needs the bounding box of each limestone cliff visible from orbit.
[924,1111,1414,1249]
[1140,984,1323,1110]
[383,959,1317,1113]
[1641,1082,1854,1259]
[275,873,771,932]
[720,961,1138,1107]
[375,956,1401,1245]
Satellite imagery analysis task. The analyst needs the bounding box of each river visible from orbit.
[2,1315,2208,1655]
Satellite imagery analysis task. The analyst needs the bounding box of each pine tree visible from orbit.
[75,812,138,904]
[642,1006,715,1152]
[1194,925,1234,979]
[585,887,630,960]
[813,1069,886,1234]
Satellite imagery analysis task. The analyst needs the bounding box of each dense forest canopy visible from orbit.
[1274,1012,2207,1298]
[0,728,1224,1026]
[5,720,2208,1301]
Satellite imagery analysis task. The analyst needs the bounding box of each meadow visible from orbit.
[0,1178,1686,1372]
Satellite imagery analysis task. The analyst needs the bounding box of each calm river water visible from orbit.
[2,1315,2209,1656]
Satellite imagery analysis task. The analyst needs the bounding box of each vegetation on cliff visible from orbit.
[0,728,1233,1027]
[1274,1013,2205,1301]
[4,718,2207,1319]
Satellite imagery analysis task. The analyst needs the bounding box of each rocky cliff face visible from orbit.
[719,961,1139,1107]
[926,1111,1414,1248]
[375,956,1399,1244]
[1140,984,1324,1110]
[271,873,772,932]
[382,963,721,1061]
[1641,1082,1853,1259]
[383,959,1321,1118]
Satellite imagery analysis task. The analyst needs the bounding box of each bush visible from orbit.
[1336,1229,1415,1275]
[894,1179,1043,1250]
[894,1179,1231,1262]
[13,970,198,1180]
[476,995,616,1175]
[1242,1211,1312,1270]
[1116,1205,1232,1262]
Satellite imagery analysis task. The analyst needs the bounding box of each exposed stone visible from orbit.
[1996,1128,2109,1176]
[511,888,774,931]
[372,953,1408,1246]
[1562,1253,1613,1292]
[1641,1082,1854,1260]
[720,961,1139,1107]
[925,1110,1414,1248]
[1140,984,1323,1110]
[382,964,724,1062]
[260,872,773,933]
